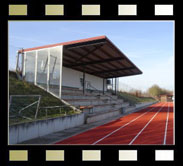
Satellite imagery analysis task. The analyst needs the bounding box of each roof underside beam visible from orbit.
[71,44,104,64]
[65,57,125,68]
[103,72,142,78]
[63,47,111,72]
[90,67,136,75]
[64,38,106,49]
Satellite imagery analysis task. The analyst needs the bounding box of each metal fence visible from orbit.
[38,105,77,119]
[9,95,80,125]
[18,46,63,99]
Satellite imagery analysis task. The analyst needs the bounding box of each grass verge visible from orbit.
[117,91,156,106]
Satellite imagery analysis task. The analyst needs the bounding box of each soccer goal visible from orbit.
[9,95,41,124]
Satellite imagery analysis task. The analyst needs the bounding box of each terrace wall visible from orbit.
[9,113,85,144]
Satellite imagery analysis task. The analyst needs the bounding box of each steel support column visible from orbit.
[115,78,117,95]
[59,45,63,98]
[22,52,26,78]
[34,50,38,85]
[83,70,85,94]
[15,52,19,72]
[47,49,50,91]
[103,78,105,95]
[112,78,113,92]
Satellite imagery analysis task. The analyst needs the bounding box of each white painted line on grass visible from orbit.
[163,102,170,145]
[129,103,166,145]
[92,103,162,145]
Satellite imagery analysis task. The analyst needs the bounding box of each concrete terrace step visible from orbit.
[65,98,124,106]
[61,87,129,118]
[62,91,116,97]
[62,89,111,95]
[62,87,112,95]
[87,108,121,117]
[62,92,102,96]
[62,94,118,100]
[123,106,136,114]
[94,102,129,113]
[86,109,122,124]
[81,102,129,114]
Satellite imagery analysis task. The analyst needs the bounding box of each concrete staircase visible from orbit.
[61,87,130,123]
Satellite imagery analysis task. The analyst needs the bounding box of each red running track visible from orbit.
[56,102,174,145]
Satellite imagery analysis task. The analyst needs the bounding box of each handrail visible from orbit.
[39,105,74,109]
[37,105,79,119]
[86,82,117,101]
[86,81,101,94]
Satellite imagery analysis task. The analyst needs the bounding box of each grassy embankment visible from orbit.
[117,91,156,106]
[9,71,76,125]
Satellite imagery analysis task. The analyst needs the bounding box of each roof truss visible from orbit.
[90,67,136,75]
[65,57,125,68]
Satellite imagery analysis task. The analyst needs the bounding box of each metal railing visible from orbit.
[9,95,82,125]
[86,82,117,102]
[86,81,102,95]
[38,105,80,119]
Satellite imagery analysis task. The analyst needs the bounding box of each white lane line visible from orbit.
[92,103,162,145]
[163,102,170,145]
[129,103,166,145]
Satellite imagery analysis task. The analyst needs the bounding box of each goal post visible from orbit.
[9,95,41,123]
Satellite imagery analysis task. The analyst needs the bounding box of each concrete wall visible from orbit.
[62,67,106,91]
[87,101,157,124]
[123,101,157,114]
[86,110,122,124]
[9,113,84,144]
[135,101,157,109]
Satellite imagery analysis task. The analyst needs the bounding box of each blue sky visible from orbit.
[9,21,174,92]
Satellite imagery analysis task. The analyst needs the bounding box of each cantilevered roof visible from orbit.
[18,36,142,78]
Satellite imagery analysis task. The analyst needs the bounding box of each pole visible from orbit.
[103,78,105,95]
[47,49,50,91]
[115,78,117,95]
[112,78,114,93]
[59,45,63,98]
[83,70,85,94]
[22,50,26,78]
[34,50,38,85]
[16,52,19,72]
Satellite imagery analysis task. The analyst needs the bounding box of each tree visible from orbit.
[147,85,163,98]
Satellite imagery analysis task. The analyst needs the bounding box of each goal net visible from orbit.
[9,95,41,124]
